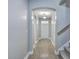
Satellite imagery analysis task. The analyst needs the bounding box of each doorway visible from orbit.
[32,8,56,47]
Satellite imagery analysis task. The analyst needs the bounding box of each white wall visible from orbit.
[28,0,70,51]
[41,23,49,38]
[8,0,28,59]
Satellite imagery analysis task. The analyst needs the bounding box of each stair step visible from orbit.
[60,50,70,59]
[57,54,63,59]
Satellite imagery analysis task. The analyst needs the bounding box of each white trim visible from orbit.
[50,39,55,47]
[24,51,33,59]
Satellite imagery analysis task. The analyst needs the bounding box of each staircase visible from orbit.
[57,24,70,59]
[58,41,70,59]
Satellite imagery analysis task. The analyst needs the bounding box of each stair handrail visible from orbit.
[57,24,70,35]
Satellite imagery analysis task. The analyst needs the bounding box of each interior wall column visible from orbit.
[49,19,51,38]
[35,15,39,40]
[38,18,41,39]
[33,16,37,43]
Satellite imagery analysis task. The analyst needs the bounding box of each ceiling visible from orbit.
[32,8,56,20]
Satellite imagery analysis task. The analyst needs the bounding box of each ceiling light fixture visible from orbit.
[39,11,50,15]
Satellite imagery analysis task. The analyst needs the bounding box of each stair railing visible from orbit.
[57,24,70,36]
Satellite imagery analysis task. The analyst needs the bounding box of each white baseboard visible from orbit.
[24,51,33,59]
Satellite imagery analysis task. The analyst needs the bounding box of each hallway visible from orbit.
[8,0,70,59]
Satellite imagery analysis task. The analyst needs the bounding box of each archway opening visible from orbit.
[32,8,56,47]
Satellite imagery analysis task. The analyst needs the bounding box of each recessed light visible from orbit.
[43,16,47,19]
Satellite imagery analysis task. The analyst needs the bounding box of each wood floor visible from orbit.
[28,39,59,59]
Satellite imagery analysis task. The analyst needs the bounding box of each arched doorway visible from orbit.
[32,7,56,48]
